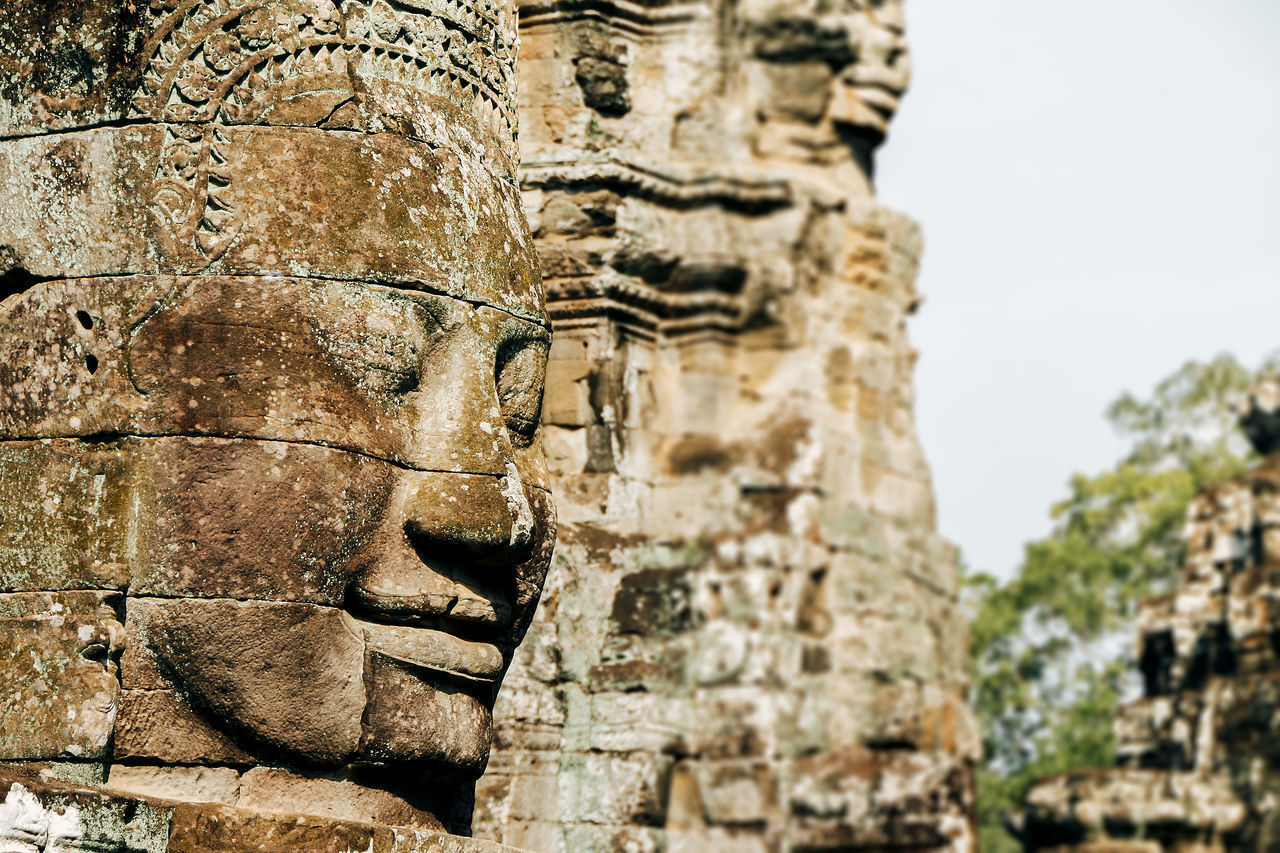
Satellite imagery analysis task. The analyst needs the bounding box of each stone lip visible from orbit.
[0,770,530,853]
[358,617,507,686]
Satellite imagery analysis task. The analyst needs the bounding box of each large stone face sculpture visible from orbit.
[0,1,554,847]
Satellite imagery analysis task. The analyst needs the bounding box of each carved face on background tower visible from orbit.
[827,0,911,137]
[0,0,551,831]
[746,0,912,140]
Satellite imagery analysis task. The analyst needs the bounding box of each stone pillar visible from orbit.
[474,0,979,849]
[0,1,552,849]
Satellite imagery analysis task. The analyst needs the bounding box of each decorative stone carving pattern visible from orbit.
[131,0,517,135]
[124,0,520,262]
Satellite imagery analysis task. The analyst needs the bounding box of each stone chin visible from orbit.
[138,600,497,778]
[829,7,912,142]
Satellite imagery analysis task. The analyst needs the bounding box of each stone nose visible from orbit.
[348,469,534,629]
[403,313,515,476]
[861,22,906,66]
[401,468,534,563]
[844,20,911,91]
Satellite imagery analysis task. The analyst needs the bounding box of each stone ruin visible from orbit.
[0,1,551,850]
[0,0,977,851]
[474,0,977,849]
[1018,388,1280,851]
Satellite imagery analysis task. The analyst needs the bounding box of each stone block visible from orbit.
[696,761,774,827]
[107,766,241,806]
[544,360,595,427]
[359,654,492,776]
[500,770,561,823]
[558,752,673,826]
[0,443,132,593]
[492,820,563,853]
[0,775,175,853]
[560,824,661,853]
[112,689,254,767]
[236,767,444,831]
[0,594,123,761]
[129,599,365,767]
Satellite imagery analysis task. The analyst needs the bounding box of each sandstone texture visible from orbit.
[472,0,979,849]
[0,0,979,849]
[0,0,553,845]
[1019,393,1280,851]
[0,771,527,853]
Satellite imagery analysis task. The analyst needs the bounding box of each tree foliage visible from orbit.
[968,353,1280,851]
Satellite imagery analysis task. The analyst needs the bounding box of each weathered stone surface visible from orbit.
[235,766,456,832]
[360,651,496,776]
[140,599,367,766]
[0,593,123,762]
[0,129,541,319]
[111,689,256,767]
[0,446,132,593]
[0,772,529,852]
[0,1,521,176]
[106,766,242,807]
[474,0,976,849]
[0,0,554,844]
[0,276,549,486]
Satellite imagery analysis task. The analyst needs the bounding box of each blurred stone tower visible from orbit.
[473,0,980,850]
[1020,389,1280,852]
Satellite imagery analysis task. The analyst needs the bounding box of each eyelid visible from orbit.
[316,291,456,395]
[477,304,551,343]
[494,331,549,449]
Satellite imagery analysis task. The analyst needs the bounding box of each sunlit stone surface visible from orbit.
[0,1,551,849]
[473,0,980,849]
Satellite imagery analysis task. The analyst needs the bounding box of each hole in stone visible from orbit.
[0,265,42,306]
[84,353,99,374]
[79,642,109,665]
[76,310,94,330]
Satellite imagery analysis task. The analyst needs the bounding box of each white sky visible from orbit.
[877,0,1280,581]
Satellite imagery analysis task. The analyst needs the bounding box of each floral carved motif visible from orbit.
[133,0,518,262]
[132,0,516,129]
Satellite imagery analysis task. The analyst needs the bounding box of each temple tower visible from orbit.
[475,0,980,849]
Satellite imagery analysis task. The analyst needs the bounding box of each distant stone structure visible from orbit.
[1019,389,1280,851]
[0,1,550,850]
[473,0,980,849]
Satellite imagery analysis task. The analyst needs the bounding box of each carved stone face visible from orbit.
[0,0,550,827]
[112,279,556,776]
[0,208,554,777]
[827,0,911,137]
[747,0,912,139]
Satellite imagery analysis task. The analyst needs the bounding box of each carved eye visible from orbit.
[496,338,547,448]
[351,342,422,396]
